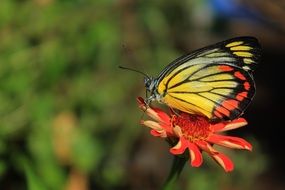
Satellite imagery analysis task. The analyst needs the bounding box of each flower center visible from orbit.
[172,113,211,142]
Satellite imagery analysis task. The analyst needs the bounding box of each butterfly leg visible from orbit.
[145,95,155,106]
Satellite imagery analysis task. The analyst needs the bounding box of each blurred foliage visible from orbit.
[0,0,282,189]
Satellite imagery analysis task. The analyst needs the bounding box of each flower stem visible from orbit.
[162,155,187,190]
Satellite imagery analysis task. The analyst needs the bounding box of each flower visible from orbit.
[137,97,252,172]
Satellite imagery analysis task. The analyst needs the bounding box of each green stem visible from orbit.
[162,155,187,190]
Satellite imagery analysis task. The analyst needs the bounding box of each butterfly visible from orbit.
[143,36,261,121]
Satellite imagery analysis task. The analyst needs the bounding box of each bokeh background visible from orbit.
[0,0,284,189]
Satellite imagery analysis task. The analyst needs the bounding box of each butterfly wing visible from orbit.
[156,37,261,120]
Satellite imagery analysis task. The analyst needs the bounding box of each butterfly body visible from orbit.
[145,37,261,121]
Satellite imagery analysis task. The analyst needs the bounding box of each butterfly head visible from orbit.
[144,77,162,105]
[144,76,155,93]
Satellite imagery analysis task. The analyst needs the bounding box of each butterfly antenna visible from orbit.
[118,66,150,79]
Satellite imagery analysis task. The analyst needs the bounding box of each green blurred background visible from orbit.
[1,0,284,189]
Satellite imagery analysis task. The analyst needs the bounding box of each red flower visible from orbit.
[137,97,252,172]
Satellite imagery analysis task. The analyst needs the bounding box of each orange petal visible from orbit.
[196,141,234,172]
[140,120,163,131]
[222,118,247,131]
[210,118,247,132]
[211,152,234,172]
[209,122,226,132]
[137,97,170,125]
[170,138,202,167]
[195,140,212,153]
[188,142,203,167]
[173,125,183,137]
[150,130,161,136]
[208,134,252,151]
[170,137,188,155]
[150,129,167,138]
[152,107,171,125]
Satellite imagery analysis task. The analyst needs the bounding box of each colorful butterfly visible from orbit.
[144,36,261,121]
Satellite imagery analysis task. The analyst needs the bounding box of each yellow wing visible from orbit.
[156,37,260,120]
